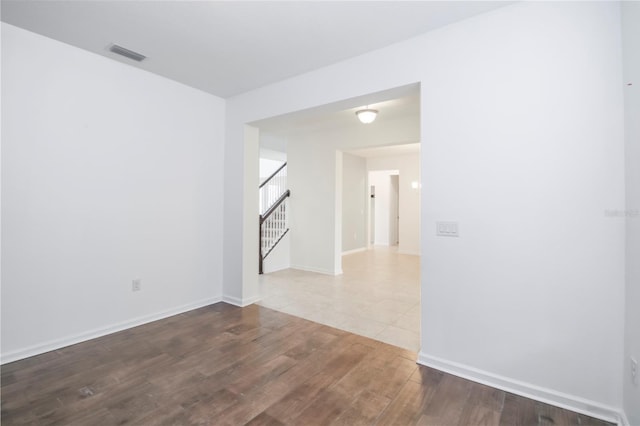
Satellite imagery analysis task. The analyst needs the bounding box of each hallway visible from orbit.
[258,247,420,351]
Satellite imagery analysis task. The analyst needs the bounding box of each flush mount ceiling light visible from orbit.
[356,108,378,124]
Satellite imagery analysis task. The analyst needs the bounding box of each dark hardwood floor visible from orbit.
[1,303,613,425]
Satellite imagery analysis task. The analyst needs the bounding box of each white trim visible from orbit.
[619,411,630,426]
[290,265,342,276]
[342,247,367,256]
[417,352,624,425]
[222,294,261,307]
[1,297,222,365]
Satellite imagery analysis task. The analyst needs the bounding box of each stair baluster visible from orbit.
[259,163,290,274]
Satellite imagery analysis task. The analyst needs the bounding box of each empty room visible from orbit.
[1,1,638,425]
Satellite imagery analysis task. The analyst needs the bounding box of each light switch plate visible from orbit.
[436,221,459,237]
[132,279,141,292]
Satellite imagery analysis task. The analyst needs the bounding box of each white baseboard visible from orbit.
[417,352,624,425]
[222,294,261,307]
[619,411,630,426]
[290,264,342,276]
[342,247,367,256]
[1,296,222,365]
[262,263,290,274]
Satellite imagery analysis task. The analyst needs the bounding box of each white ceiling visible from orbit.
[1,1,513,98]
[347,142,420,158]
[255,83,421,156]
[254,83,420,136]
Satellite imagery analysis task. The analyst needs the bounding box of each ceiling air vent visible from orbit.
[108,44,146,62]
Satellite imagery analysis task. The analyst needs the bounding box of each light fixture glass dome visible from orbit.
[356,108,378,124]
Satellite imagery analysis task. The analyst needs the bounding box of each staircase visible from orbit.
[259,162,290,274]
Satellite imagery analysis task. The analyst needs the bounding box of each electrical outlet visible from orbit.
[632,357,638,385]
[132,279,141,292]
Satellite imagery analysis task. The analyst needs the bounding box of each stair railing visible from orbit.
[259,163,290,274]
[260,162,287,215]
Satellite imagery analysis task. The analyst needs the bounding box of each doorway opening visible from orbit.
[368,170,400,248]
[250,83,421,352]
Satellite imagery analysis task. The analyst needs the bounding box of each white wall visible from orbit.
[622,3,640,425]
[368,154,420,255]
[342,153,367,253]
[225,2,626,421]
[238,125,261,305]
[389,175,399,245]
[262,230,290,274]
[259,158,284,181]
[1,23,226,363]
[260,132,288,154]
[418,2,624,419]
[287,135,340,274]
[285,116,418,275]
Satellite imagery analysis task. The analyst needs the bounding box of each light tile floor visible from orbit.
[258,246,421,352]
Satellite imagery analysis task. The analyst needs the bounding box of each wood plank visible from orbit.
[457,382,505,426]
[291,342,404,425]
[330,389,392,426]
[0,303,616,426]
[375,379,436,425]
[246,412,287,426]
[180,387,240,425]
[265,340,373,423]
[499,392,540,426]
[419,374,473,424]
[366,353,418,399]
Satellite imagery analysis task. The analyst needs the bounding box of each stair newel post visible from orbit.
[259,216,263,275]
